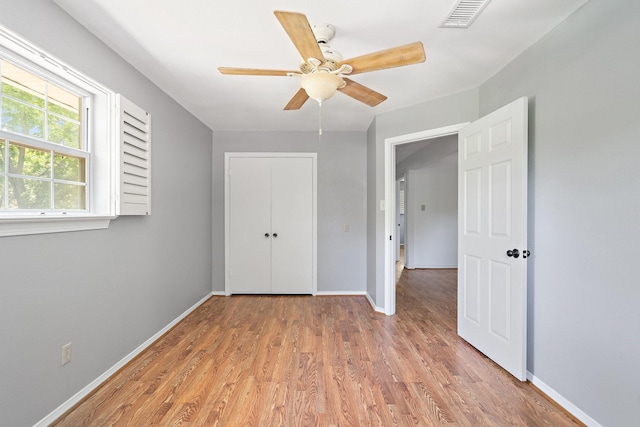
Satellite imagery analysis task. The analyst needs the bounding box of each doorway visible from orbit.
[383,124,468,315]
[396,136,458,271]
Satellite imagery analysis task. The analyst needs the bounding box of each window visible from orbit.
[1,59,87,211]
[0,25,116,237]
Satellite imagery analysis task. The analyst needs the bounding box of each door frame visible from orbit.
[383,123,468,315]
[395,178,401,262]
[224,152,318,296]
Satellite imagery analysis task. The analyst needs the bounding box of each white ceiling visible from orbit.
[53,0,588,132]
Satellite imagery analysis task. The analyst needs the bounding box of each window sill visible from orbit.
[0,214,115,237]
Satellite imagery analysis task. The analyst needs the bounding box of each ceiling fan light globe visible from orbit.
[300,72,344,103]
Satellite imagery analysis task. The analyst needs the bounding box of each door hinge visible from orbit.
[390,235,392,241]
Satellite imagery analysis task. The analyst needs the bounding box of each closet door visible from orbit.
[227,157,272,294]
[271,157,313,294]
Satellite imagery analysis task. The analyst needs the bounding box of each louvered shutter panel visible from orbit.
[116,94,151,215]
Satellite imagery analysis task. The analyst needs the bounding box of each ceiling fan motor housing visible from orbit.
[299,43,343,73]
[320,44,343,63]
[299,23,343,73]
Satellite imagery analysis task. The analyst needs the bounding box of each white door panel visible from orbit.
[271,157,313,294]
[462,254,482,324]
[463,167,482,236]
[228,157,272,293]
[458,97,528,381]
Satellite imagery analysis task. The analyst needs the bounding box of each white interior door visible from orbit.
[458,97,528,380]
[228,157,272,294]
[226,153,317,295]
[271,157,314,294]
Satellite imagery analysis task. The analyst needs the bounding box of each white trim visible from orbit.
[211,291,227,296]
[224,152,318,296]
[365,292,386,313]
[527,372,602,427]
[0,215,113,237]
[383,124,469,315]
[406,265,458,269]
[0,24,117,236]
[33,293,213,427]
[315,291,367,296]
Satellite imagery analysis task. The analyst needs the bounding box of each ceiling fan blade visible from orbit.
[284,88,309,110]
[218,67,297,76]
[274,11,324,63]
[338,78,387,107]
[339,42,426,75]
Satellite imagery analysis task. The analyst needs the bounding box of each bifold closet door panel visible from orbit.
[228,157,272,294]
[270,157,313,294]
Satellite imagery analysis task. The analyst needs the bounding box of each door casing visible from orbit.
[384,124,468,315]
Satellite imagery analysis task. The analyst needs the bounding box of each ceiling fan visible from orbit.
[218,11,426,110]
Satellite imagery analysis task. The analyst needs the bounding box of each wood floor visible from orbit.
[53,266,581,426]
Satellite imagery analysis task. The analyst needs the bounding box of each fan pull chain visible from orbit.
[318,101,323,137]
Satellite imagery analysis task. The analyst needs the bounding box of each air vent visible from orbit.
[441,0,492,28]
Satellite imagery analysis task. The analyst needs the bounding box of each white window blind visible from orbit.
[116,94,150,215]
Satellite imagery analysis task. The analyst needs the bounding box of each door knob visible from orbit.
[506,249,520,258]
[273,233,278,238]
[264,233,270,238]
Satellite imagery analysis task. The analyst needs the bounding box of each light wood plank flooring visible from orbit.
[53,267,582,426]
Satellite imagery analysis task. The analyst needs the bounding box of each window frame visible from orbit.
[0,25,117,237]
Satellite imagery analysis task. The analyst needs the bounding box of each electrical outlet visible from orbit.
[61,342,72,366]
[343,223,350,232]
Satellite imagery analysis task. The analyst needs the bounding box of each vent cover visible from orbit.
[441,0,492,28]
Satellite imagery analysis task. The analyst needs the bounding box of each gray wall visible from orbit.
[404,152,457,269]
[0,2,213,426]
[367,0,639,424]
[212,131,367,294]
[479,0,640,425]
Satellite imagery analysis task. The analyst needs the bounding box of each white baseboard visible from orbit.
[315,290,366,296]
[527,372,601,427]
[365,292,386,314]
[407,264,457,269]
[34,292,213,427]
[211,290,226,296]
